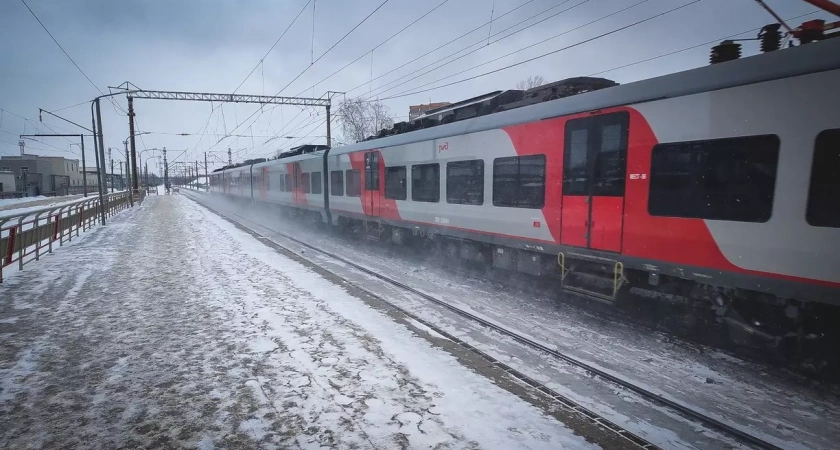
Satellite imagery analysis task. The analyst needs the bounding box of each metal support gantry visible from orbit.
[125,90,331,107]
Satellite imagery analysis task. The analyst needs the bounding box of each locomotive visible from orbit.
[210,35,840,360]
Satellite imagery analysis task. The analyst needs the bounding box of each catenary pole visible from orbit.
[94,99,107,224]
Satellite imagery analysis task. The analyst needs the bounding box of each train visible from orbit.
[209,35,840,357]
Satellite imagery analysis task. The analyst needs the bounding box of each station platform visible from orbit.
[0,194,596,449]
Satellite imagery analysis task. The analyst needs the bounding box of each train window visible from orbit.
[592,123,627,196]
[331,170,344,196]
[492,155,546,208]
[301,173,311,194]
[311,172,322,195]
[447,160,484,205]
[277,173,284,192]
[385,166,407,200]
[806,129,840,228]
[284,174,292,192]
[346,169,361,197]
[649,134,779,222]
[411,164,440,202]
[365,152,379,190]
[563,112,628,197]
[563,128,589,195]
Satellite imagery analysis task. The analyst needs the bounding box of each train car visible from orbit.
[252,149,328,222]
[212,36,840,351]
[325,37,840,348]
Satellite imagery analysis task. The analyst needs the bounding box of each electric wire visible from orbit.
[365,0,597,100]
[375,0,702,101]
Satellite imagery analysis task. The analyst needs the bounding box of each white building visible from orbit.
[0,171,15,193]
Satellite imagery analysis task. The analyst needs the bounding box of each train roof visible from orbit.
[252,149,326,169]
[329,37,840,156]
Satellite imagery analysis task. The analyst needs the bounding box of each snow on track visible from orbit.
[0,195,596,449]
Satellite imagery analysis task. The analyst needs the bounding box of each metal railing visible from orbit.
[0,191,138,283]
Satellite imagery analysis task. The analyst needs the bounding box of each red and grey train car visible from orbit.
[210,37,840,347]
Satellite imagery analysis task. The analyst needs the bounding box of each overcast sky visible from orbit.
[0,0,831,172]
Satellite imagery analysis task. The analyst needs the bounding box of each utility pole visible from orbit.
[108,148,114,194]
[80,134,87,197]
[163,147,169,192]
[326,104,331,148]
[204,152,208,191]
[228,148,232,166]
[127,96,139,195]
[195,160,199,189]
[94,99,107,224]
[144,162,148,189]
[119,162,123,190]
[125,146,133,207]
[90,101,103,211]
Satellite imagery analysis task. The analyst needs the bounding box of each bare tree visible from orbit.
[338,97,396,143]
[516,75,546,90]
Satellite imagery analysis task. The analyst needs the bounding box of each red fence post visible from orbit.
[5,227,16,266]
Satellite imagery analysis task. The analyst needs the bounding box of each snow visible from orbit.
[0,196,50,208]
[0,195,87,221]
[186,192,840,450]
[0,195,598,449]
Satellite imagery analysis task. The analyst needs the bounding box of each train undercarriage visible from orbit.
[270,204,840,378]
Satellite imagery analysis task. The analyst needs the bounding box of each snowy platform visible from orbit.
[0,195,606,449]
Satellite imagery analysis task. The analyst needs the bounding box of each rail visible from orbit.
[0,191,139,283]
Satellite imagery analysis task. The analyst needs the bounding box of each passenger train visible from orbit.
[210,36,840,354]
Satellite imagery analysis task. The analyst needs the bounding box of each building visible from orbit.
[0,154,83,195]
[408,102,451,121]
[83,167,128,190]
[0,171,15,193]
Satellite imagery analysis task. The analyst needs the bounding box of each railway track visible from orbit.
[185,191,783,450]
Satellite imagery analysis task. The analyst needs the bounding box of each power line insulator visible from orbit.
[759,24,782,53]
[710,40,741,64]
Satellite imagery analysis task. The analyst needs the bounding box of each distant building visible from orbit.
[82,167,125,190]
[0,171,15,193]
[0,154,82,195]
[409,102,451,121]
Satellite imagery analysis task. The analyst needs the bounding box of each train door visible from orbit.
[292,162,304,205]
[258,167,268,200]
[364,151,381,216]
[560,111,629,252]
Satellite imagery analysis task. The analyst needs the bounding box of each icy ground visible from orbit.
[0,195,598,449]
[185,192,840,450]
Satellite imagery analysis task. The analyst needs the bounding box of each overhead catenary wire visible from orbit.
[374,0,702,102]
[200,1,392,159]
[207,3,823,162]
[585,9,823,77]
[275,0,391,97]
[375,0,653,100]
[240,0,511,160]
[344,0,536,95]
[236,0,453,159]
[364,0,596,100]
[19,0,102,97]
[186,0,314,164]
[0,107,85,157]
[231,0,314,96]
[20,0,127,118]
[291,0,452,97]
[50,99,90,112]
